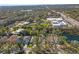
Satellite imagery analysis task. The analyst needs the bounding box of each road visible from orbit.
[46,6,79,28]
[51,10,79,28]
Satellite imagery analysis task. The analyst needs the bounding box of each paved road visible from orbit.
[52,10,79,28]
[58,12,79,26]
[46,6,79,28]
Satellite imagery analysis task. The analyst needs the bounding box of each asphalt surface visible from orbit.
[51,10,79,28]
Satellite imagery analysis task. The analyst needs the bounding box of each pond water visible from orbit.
[62,32,79,41]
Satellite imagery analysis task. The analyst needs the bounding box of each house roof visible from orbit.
[7,35,17,43]
[47,17,63,21]
[16,29,24,33]
[23,36,31,40]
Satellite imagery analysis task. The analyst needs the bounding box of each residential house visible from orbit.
[23,36,32,45]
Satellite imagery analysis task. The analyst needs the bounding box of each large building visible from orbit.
[47,17,67,27]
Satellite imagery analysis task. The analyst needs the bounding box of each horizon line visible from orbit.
[0,4,79,6]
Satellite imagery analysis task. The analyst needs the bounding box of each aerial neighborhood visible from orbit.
[0,5,79,54]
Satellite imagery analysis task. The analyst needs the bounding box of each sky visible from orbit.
[0,0,79,6]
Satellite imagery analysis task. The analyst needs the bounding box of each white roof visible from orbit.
[18,23,23,26]
[53,21,67,27]
[20,10,32,12]
[60,21,67,25]
[53,23,61,26]
[12,29,24,34]
[17,21,29,26]
[16,29,24,33]
[47,17,63,21]
[52,21,59,24]
[47,17,67,27]
[23,22,30,25]
[56,18,63,21]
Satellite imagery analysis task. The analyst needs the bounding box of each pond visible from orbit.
[62,32,79,41]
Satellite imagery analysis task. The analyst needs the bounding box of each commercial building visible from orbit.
[47,17,67,27]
